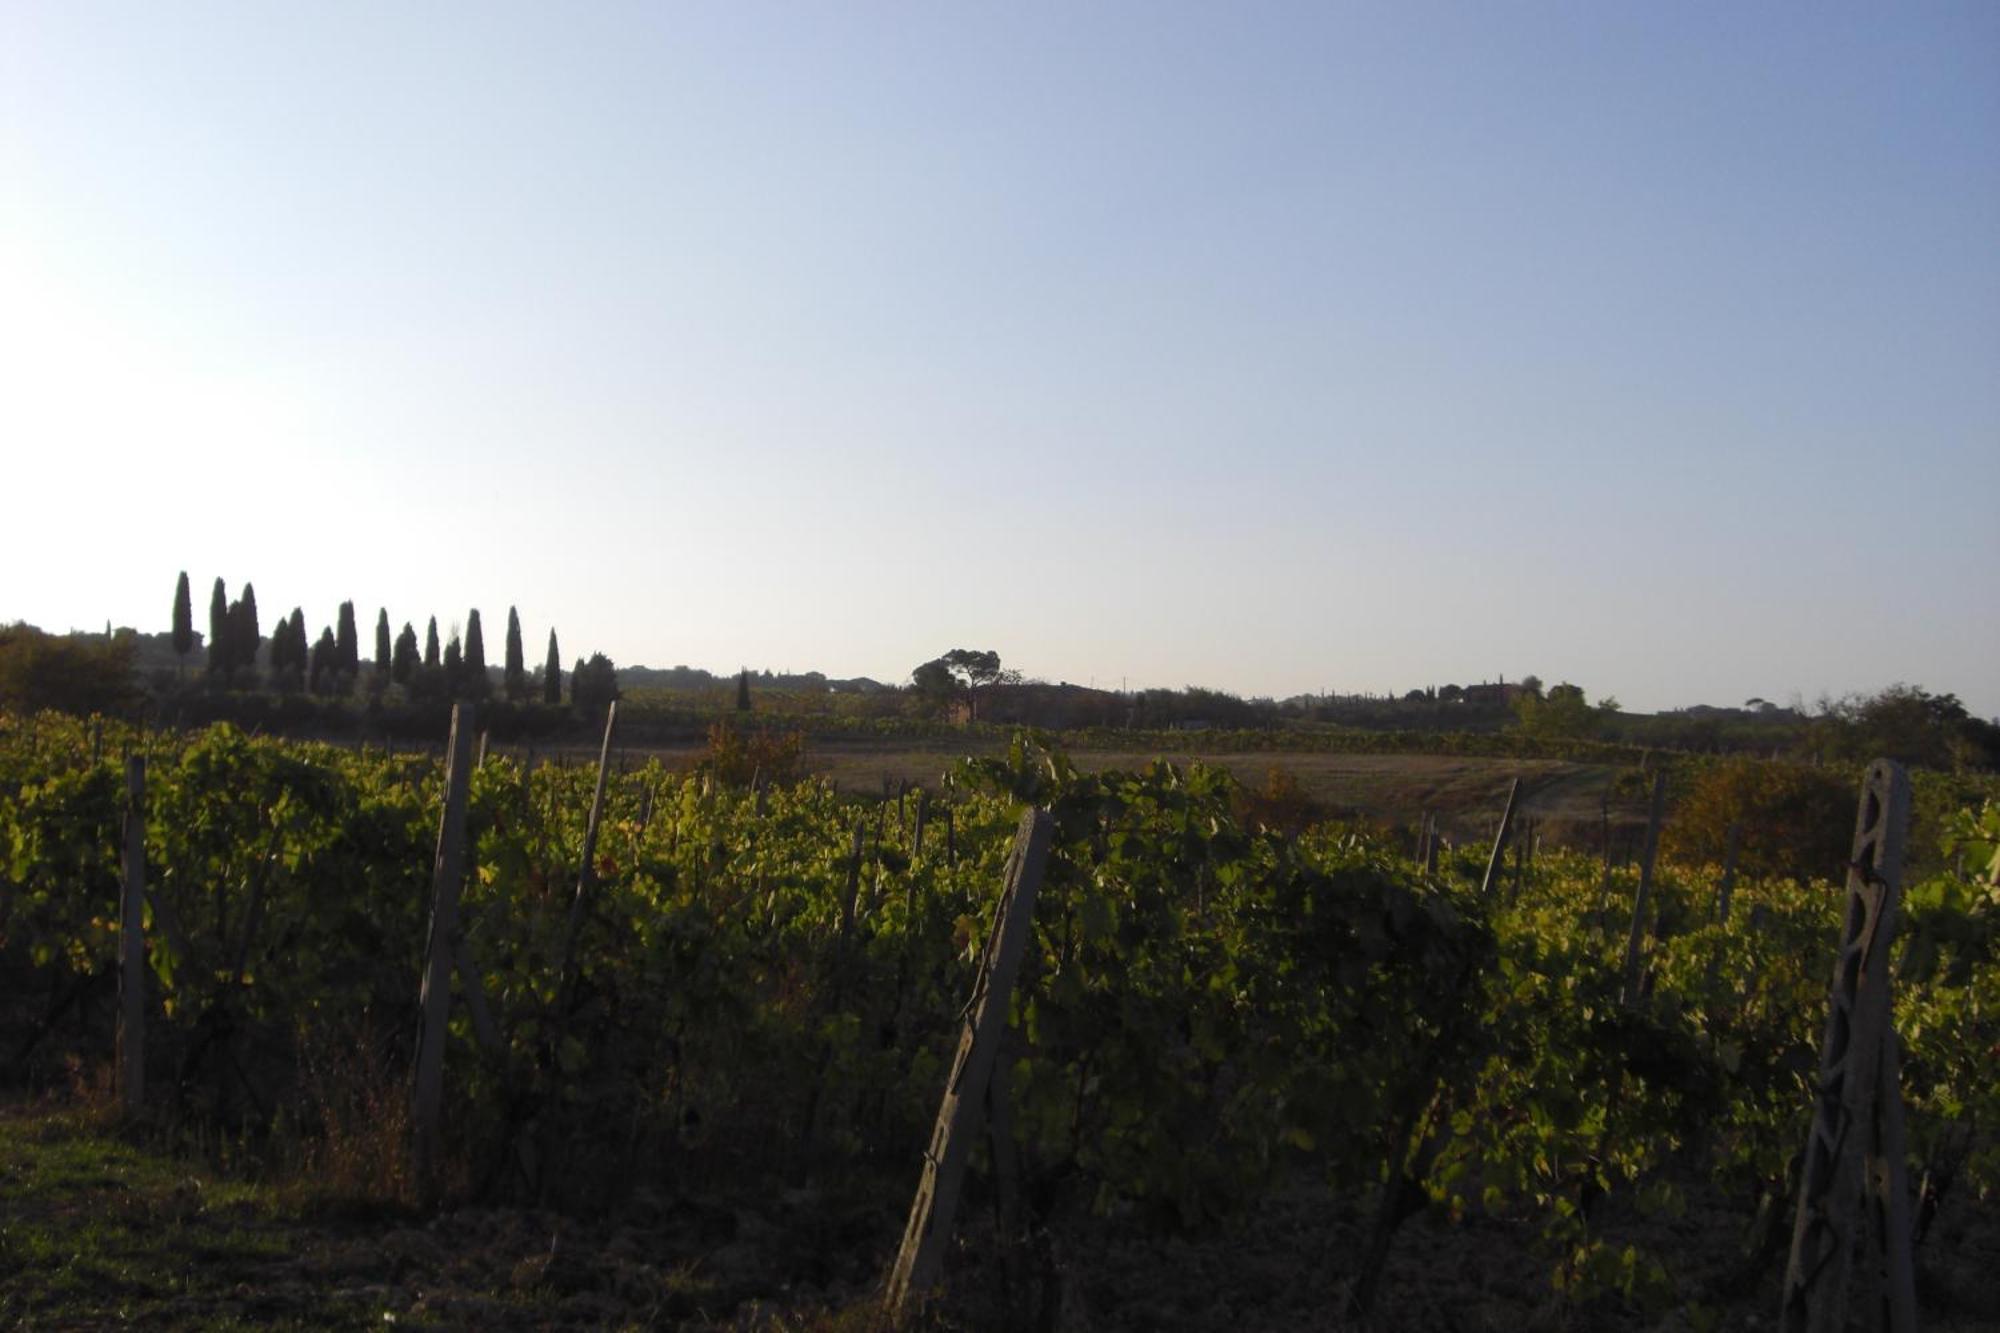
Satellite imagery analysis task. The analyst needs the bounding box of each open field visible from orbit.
[537,737,1640,848]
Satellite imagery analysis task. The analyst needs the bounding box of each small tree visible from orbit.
[463,610,489,700]
[736,667,752,712]
[227,583,261,679]
[503,607,526,702]
[309,626,338,695]
[911,648,1013,721]
[374,609,392,676]
[392,622,419,685]
[272,608,308,692]
[443,636,464,696]
[1513,682,1614,740]
[543,630,561,705]
[206,578,229,676]
[571,652,619,719]
[171,572,193,671]
[335,601,359,687]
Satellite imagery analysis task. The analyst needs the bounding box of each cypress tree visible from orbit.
[374,609,392,675]
[542,630,561,704]
[393,623,419,684]
[443,636,464,695]
[424,617,440,669]
[235,583,260,674]
[207,578,228,675]
[272,607,306,691]
[309,627,337,695]
[171,572,193,666]
[335,602,359,680]
[736,667,751,712]
[503,607,526,702]
[268,609,292,689]
[289,610,308,688]
[464,610,489,700]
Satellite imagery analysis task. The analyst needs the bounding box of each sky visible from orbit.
[2,3,1995,715]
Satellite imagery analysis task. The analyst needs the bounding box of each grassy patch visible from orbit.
[0,1105,369,1329]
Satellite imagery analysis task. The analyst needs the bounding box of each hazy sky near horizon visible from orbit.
[3,3,1995,714]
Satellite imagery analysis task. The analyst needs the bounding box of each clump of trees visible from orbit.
[1806,684,1999,772]
[157,571,603,717]
[0,624,137,715]
[912,649,1018,721]
[1512,681,1619,740]
[1661,756,1855,882]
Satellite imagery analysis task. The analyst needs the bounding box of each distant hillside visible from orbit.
[616,664,892,694]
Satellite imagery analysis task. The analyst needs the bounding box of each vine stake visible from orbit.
[1781,759,1917,1333]
[1478,778,1521,898]
[117,755,146,1115]
[885,808,1052,1324]
[413,703,475,1197]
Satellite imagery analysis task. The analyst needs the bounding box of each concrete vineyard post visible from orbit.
[1478,779,1521,898]
[885,809,1053,1322]
[1621,771,1668,1006]
[413,704,475,1195]
[1781,760,1917,1333]
[117,755,146,1115]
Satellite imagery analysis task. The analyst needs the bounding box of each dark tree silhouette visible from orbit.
[543,630,561,705]
[424,617,440,670]
[335,601,359,682]
[309,626,337,695]
[374,609,392,675]
[443,636,464,695]
[392,622,419,684]
[464,610,489,700]
[504,607,526,702]
[171,572,193,668]
[229,584,261,678]
[571,653,618,718]
[736,667,751,712]
[206,578,228,675]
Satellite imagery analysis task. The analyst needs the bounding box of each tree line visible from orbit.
[171,571,618,715]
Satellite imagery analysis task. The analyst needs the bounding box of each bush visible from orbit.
[698,719,807,788]
[1663,757,1855,882]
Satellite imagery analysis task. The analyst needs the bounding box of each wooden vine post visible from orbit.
[1780,759,1917,1333]
[885,808,1053,1323]
[555,700,620,1014]
[117,755,146,1115]
[1620,770,1668,1006]
[413,703,475,1195]
[1478,779,1521,898]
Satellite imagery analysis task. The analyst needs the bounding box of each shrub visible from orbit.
[1663,756,1854,882]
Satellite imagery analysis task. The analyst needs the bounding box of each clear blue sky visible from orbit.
[3,3,1995,714]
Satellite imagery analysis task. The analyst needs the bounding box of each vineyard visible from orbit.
[2,709,1998,1329]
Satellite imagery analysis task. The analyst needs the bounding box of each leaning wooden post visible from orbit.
[412,703,475,1194]
[117,755,147,1115]
[555,701,619,1014]
[1620,770,1668,1005]
[1478,779,1521,898]
[885,808,1054,1323]
[1781,760,1917,1333]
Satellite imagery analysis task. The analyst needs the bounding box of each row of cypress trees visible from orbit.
[172,571,566,704]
